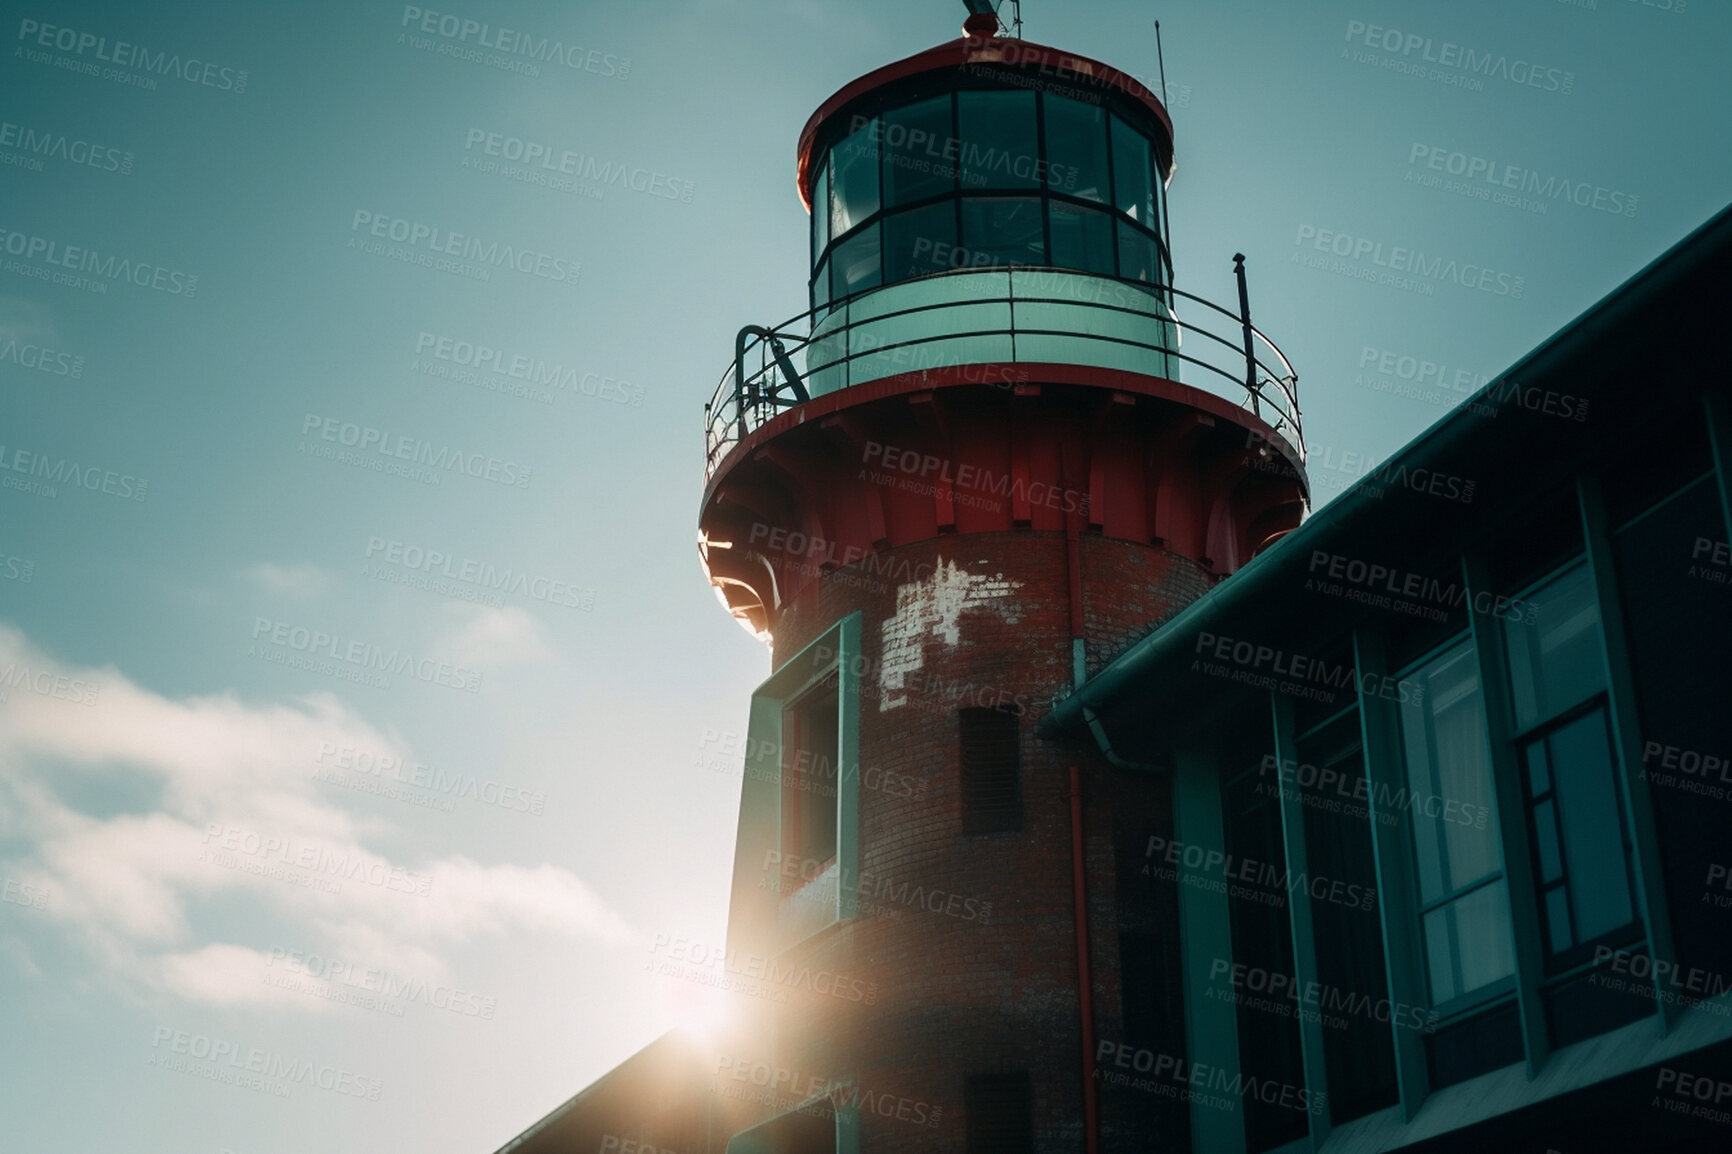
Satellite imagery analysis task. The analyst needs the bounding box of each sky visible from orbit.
[1,1,1728,1151]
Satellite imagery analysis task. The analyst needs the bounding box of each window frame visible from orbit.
[1396,630,1521,1022]
[1500,556,1644,976]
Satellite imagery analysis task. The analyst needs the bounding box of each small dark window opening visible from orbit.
[783,676,840,870]
[965,1071,1033,1154]
[960,707,1021,834]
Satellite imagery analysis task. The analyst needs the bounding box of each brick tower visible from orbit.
[696,9,1307,1152]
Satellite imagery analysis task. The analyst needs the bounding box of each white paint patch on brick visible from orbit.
[878,558,1023,712]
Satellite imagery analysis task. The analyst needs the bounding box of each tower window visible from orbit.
[960,707,1021,834]
[965,1071,1033,1154]
[783,675,840,870]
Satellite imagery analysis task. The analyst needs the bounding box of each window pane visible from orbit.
[1044,94,1108,201]
[1503,562,1605,730]
[1422,882,1516,1004]
[883,95,955,206]
[812,161,830,261]
[830,120,880,238]
[829,226,881,301]
[883,203,957,282]
[1111,114,1155,224]
[961,197,1045,268]
[1549,708,1635,944]
[958,90,1039,190]
[1531,798,1563,883]
[1399,638,1501,902]
[812,256,831,315]
[1116,221,1160,283]
[1049,202,1115,276]
[1544,887,1574,953]
[1527,738,1550,796]
[783,681,839,869]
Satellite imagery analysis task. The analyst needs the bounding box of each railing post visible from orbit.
[734,326,752,443]
[1233,253,1259,420]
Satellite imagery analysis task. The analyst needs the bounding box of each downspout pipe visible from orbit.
[1069,764,1100,1154]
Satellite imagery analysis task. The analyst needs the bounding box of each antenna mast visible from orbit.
[1000,0,1022,39]
[1155,19,1169,105]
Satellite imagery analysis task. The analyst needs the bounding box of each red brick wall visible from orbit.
[750,532,1201,1152]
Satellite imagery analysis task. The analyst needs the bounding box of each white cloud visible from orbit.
[0,623,627,1013]
[241,562,332,599]
[437,604,556,667]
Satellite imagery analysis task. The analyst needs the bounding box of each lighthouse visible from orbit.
[694,7,1307,1152]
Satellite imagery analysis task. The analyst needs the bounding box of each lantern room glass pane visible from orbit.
[1117,222,1160,284]
[1044,94,1109,202]
[883,95,955,206]
[884,203,957,282]
[1110,114,1155,225]
[958,90,1039,190]
[1049,202,1115,276]
[812,161,830,261]
[961,197,1045,268]
[829,225,881,301]
[830,118,880,239]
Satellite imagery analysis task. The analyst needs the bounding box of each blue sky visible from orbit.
[1,1,1728,1151]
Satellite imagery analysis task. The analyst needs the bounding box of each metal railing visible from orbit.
[703,261,1302,481]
